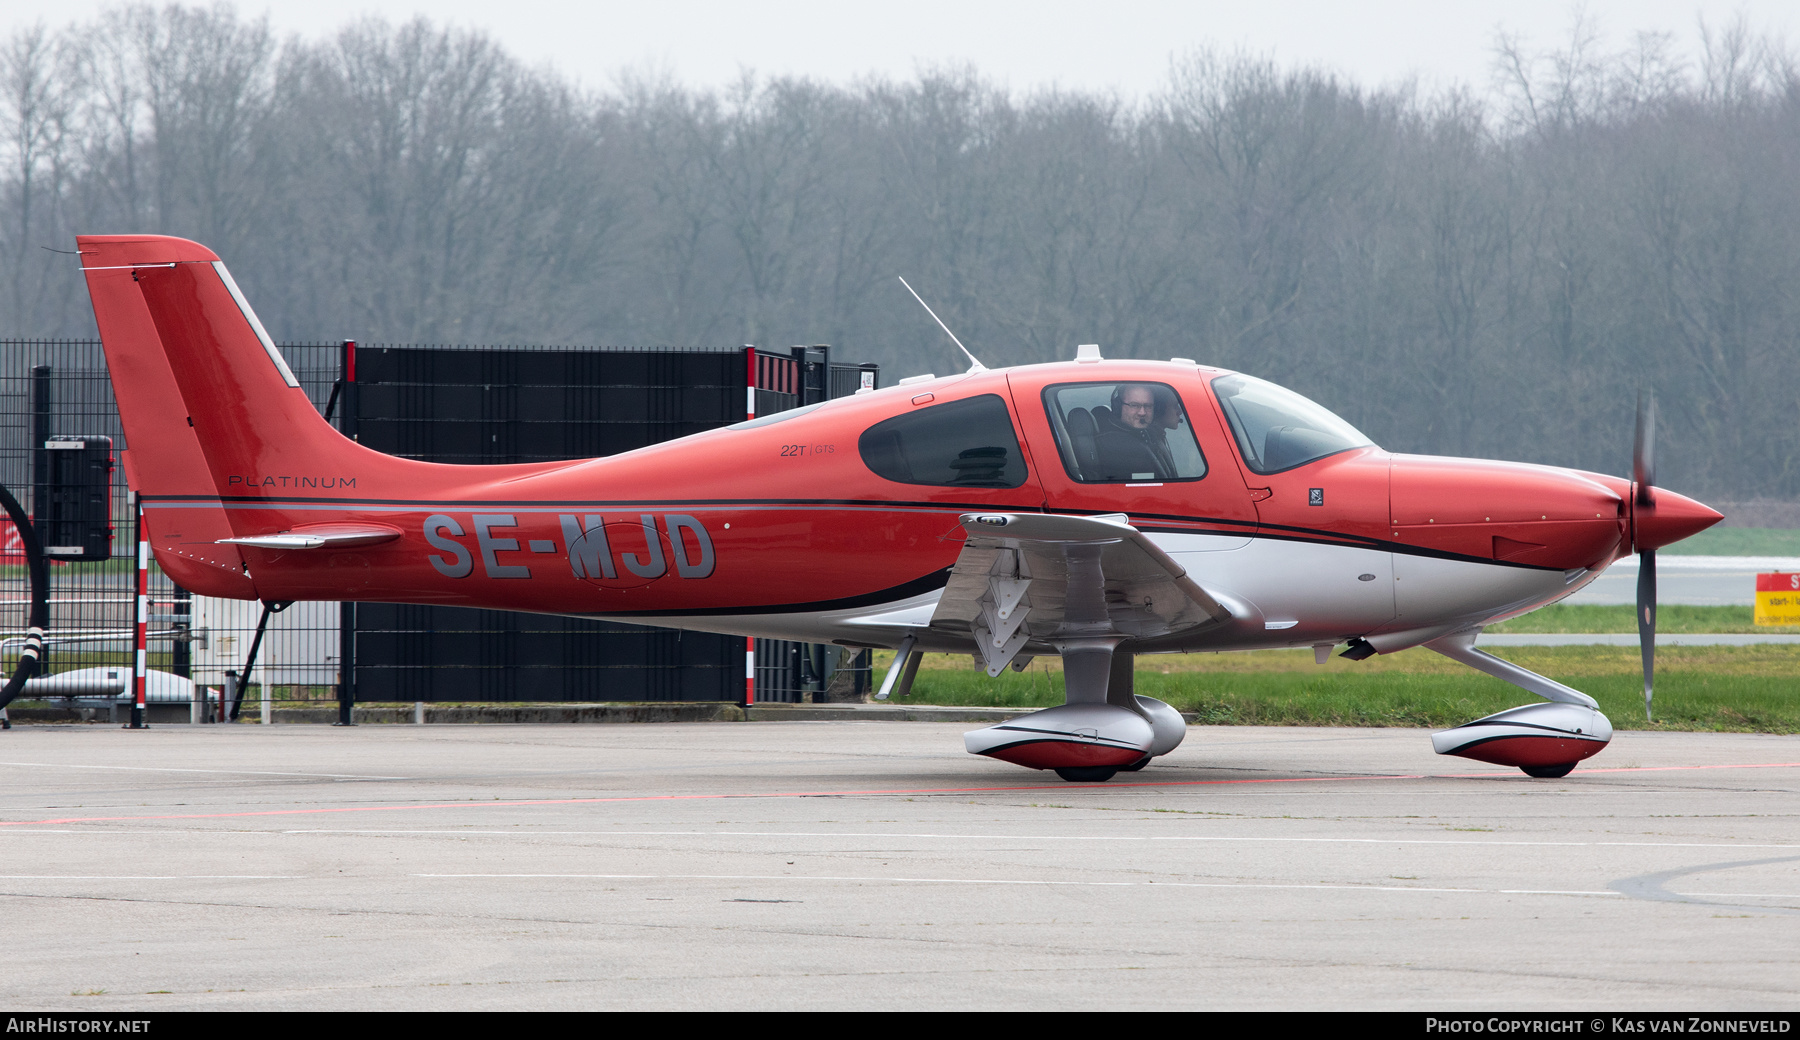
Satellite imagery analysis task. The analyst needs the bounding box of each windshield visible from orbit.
[1211,374,1373,474]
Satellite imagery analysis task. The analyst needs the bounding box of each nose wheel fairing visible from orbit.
[1431,701,1613,774]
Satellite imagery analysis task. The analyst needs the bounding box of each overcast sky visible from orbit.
[4,1,1795,99]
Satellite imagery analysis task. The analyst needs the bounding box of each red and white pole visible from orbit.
[744,344,758,425]
[743,345,756,707]
[130,491,148,728]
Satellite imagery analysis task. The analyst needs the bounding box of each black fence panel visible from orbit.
[354,346,747,464]
[346,343,878,704]
[350,605,742,702]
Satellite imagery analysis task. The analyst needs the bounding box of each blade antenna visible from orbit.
[898,276,987,373]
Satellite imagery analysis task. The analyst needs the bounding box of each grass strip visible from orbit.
[1665,527,1800,556]
[879,645,1800,733]
[1486,603,1799,634]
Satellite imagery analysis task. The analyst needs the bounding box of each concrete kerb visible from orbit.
[5,702,1203,725]
[287,703,1202,724]
[302,703,1055,725]
[278,702,750,725]
[0,702,749,726]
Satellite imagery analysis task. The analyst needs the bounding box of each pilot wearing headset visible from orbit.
[1093,383,1175,480]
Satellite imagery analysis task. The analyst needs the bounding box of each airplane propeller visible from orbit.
[1634,391,1656,721]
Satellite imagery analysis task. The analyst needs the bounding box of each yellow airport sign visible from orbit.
[1756,572,1800,626]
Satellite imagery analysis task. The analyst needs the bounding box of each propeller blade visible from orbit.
[1633,390,1657,719]
[1638,548,1656,721]
[1633,391,1656,507]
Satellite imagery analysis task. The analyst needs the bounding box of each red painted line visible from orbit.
[1422,761,1800,780]
[1512,761,1800,776]
[1,773,1415,827]
[1,761,1795,829]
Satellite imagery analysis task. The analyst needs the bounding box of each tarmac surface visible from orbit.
[0,721,1796,1011]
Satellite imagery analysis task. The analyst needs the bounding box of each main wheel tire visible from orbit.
[1118,756,1151,772]
[1521,762,1576,778]
[1054,766,1118,782]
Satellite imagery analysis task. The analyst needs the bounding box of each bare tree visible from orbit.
[0,25,74,323]
[0,5,1794,497]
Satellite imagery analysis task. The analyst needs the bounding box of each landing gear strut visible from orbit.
[966,645,1185,782]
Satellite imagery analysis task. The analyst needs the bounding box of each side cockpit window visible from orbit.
[1043,382,1207,483]
[858,394,1027,488]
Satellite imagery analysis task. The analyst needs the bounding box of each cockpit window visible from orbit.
[858,394,1027,488]
[1211,374,1373,474]
[1042,382,1207,483]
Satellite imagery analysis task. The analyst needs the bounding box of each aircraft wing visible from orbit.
[928,512,1234,675]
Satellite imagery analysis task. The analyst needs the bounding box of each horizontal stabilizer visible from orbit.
[218,522,403,551]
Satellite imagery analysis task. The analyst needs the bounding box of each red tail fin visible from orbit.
[81,236,258,596]
[78,234,561,598]
[81,235,364,491]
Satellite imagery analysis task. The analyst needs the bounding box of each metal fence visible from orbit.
[0,342,139,718]
[0,339,874,721]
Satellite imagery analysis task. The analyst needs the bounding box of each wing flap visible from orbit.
[931,512,1233,673]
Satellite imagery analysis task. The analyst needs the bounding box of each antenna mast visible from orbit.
[898,277,987,373]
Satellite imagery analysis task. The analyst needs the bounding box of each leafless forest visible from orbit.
[2,6,1796,500]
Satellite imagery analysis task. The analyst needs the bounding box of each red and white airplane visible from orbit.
[75,234,1721,780]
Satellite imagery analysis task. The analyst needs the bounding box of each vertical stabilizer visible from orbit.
[79,237,257,597]
[79,234,579,601]
[80,236,367,491]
